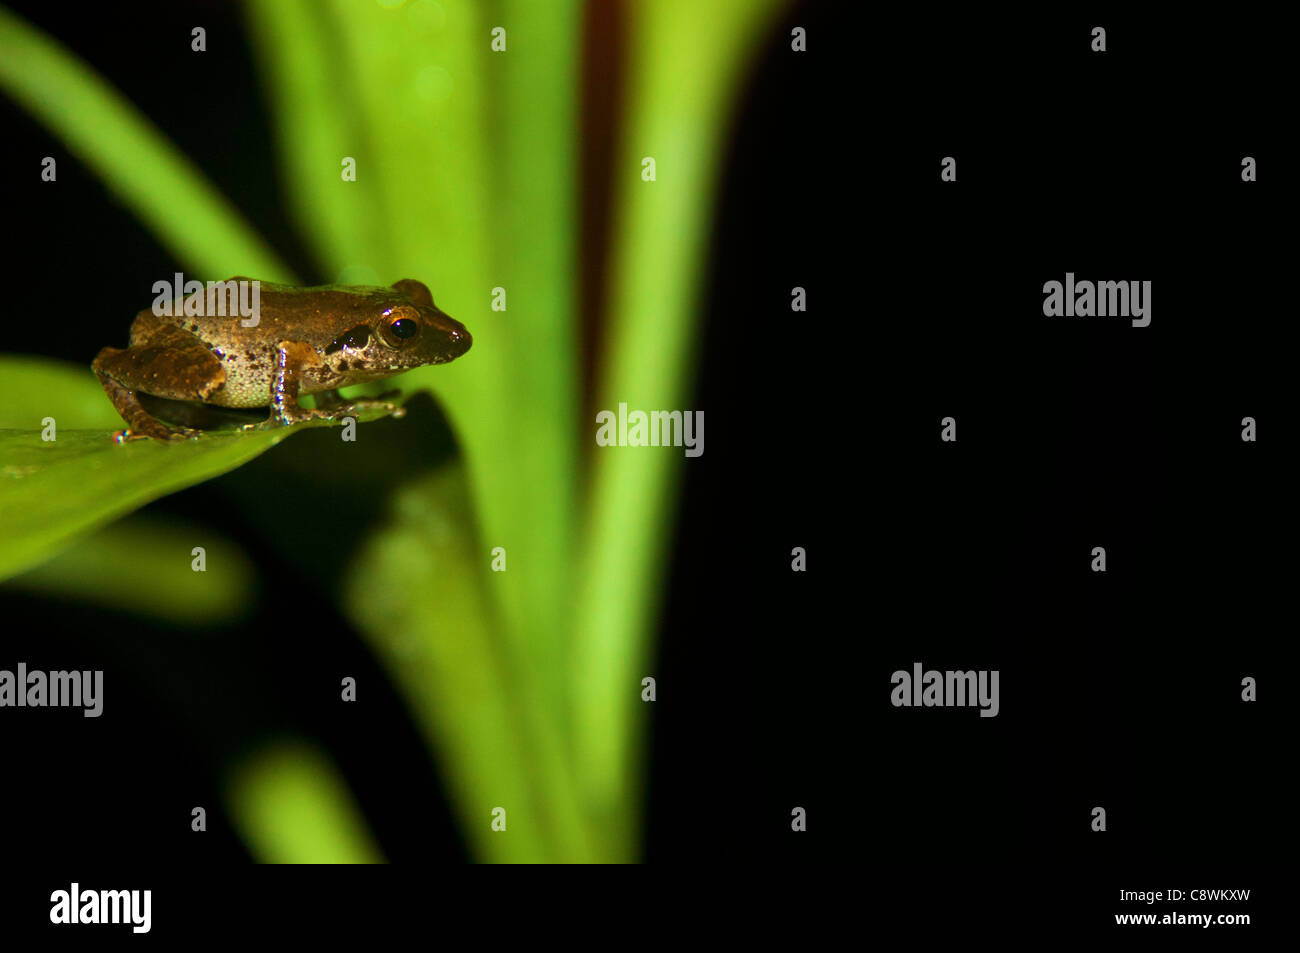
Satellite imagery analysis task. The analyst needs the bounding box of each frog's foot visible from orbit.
[265,399,403,429]
[338,397,405,417]
[314,389,402,412]
[263,405,331,428]
[112,424,203,444]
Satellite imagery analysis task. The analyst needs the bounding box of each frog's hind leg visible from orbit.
[93,329,226,442]
[93,361,181,442]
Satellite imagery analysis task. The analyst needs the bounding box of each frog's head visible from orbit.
[342,279,471,376]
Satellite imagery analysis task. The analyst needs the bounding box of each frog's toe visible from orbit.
[266,406,332,427]
[345,397,401,413]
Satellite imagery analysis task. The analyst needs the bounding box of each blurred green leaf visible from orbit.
[249,0,579,683]
[228,741,384,864]
[4,514,258,625]
[572,0,787,856]
[247,0,591,860]
[346,463,594,863]
[0,356,125,431]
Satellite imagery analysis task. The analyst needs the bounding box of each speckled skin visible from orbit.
[93,277,471,442]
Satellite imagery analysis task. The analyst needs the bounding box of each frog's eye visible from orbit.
[378,306,422,347]
[389,318,418,341]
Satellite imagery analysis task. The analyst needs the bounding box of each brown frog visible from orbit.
[93,277,471,442]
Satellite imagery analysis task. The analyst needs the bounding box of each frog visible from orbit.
[93,277,471,443]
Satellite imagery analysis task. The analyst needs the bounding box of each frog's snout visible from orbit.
[436,314,472,358]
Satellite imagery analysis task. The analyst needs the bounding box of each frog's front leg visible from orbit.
[267,342,400,426]
[267,340,330,426]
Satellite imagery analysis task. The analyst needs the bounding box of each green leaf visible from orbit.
[247,0,582,690]
[3,514,259,626]
[571,0,788,857]
[227,742,385,864]
[345,463,595,863]
[0,355,125,431]
[0,356,390,582]
[246,0,592,860]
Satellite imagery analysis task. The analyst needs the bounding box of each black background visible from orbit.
[0,0,1287,937]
